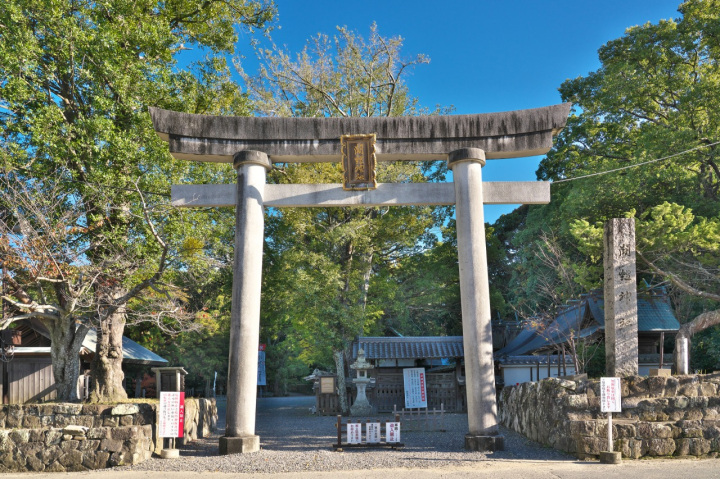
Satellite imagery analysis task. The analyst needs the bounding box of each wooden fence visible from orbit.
[1,356,57,404]
[315,369,466,415]
[393,403,446,431]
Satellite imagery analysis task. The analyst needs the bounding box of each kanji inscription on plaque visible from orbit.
[341,134,377,190]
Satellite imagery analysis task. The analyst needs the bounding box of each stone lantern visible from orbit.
[349,348,375,416]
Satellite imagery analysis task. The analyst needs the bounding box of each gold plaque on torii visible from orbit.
[341,134,377,190]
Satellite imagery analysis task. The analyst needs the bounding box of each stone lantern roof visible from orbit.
[349,348,374,371]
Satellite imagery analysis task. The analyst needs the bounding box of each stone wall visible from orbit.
[0,398,217,472]
[182,397,218,445]
[499,374,720,459]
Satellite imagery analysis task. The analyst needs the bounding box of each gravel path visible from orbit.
[118,396,574,474]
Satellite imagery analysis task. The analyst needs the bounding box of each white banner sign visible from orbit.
[159,392,185,438]
[600,377,622,412]
[403,367,427,408]
[366,422,381,444]
[386,422,401,443]
[347,423,362,444]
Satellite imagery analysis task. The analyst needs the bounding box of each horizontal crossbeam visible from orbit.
[171,182,550,208]
[150,103,571,163]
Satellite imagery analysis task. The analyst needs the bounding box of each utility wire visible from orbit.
[552,140,720,184]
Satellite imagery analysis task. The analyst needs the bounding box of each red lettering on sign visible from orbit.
[178,392,185,438]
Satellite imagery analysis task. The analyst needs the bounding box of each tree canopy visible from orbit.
[491,0,720,371]
[0,0,275,400]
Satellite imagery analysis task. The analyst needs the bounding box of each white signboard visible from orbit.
[386,422,401,443]
[366,422,381,444]
[347,423,362,444]
[257,350,267,386]
[159,392,185,438]
[403,367,427,408]
[600,377,622,412]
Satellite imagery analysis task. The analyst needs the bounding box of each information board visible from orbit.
[159,392,185,438]
[600,377,622,412]
[386,422,401,443]
[403,367,427,408]
[366,423,381,444]
[347,423,362,444]
[319,376,335,394]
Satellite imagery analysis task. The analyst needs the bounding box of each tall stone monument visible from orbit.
[149,102,571,453]
[603,218,639,377]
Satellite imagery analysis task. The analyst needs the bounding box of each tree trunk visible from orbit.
[334,349,348,415]
[90,303,128,402]
[44,318,89,401]
[359,251,373,311]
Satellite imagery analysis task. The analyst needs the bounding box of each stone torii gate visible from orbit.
[150,103,571,454]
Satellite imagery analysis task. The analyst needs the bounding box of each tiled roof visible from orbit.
[586,293,681,332]
[82,329,168,366]
[495,324,538,357]
[16,319,168,366]
[352,336,464,360]
[496,288,679,358]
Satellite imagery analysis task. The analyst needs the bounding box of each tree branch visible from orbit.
[637,250,720,302]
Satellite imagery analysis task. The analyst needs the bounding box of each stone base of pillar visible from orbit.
[219,435,260,454]
[599,451,622,464]
[160,448,179,459]
[464,433,504,452]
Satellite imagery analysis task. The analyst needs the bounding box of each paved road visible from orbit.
[5,459,720,479]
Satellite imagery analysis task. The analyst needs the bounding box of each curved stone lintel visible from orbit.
[149,103,571,163]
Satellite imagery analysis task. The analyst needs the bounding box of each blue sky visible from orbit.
[229,0,682,223]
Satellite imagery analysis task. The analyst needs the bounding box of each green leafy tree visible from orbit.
[572,202,720,372]
[0,0,274,401]
[494,1,720,344]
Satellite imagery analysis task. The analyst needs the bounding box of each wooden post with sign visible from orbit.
[599,377,622,464]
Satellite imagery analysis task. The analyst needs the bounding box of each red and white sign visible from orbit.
[403,367,427,408]
[159,391,185,438]
[347,423,362,444]
[386,422,401,443]
[600,377,622,412]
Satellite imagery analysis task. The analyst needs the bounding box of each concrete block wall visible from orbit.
[0,398,217,472]
[499,374,720,459]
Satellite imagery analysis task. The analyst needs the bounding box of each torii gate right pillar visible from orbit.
[449,148,504,451]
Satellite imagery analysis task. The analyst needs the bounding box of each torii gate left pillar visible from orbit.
[149,103,571,454]
[220,151,271,454]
